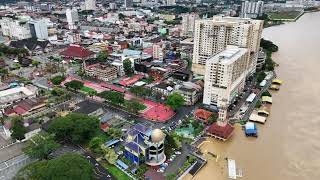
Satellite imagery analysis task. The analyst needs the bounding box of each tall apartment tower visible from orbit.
[29,19,48,40]
[125,0,133,8]
[66,8,79,30]
[85,0,96,10]
[181,13,200,37]
[241,1,264,18]
[192,16,263,75]
[203,46,248,107]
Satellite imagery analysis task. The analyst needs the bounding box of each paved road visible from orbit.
[84,153,114,180]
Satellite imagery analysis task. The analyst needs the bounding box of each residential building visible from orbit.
[192,16,263,75]
[203,46,248,109]
[109,3,117,9]
[85,0,96,10]
[152,43,164,60]
[66,8,79,30]
[60,45,95,60]
[85,63,118,82]
[181,13,199,37]
[125,0,133,8]
[0,17,32,40]
[29,19,48,40]
[174,82,203,105]
[241,1,264,18]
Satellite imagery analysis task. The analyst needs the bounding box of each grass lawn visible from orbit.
[81,86,95,93]
[102,162,132,180]
[268,11,302,20]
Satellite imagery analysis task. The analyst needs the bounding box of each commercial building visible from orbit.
[181,13,199,37]
[240,1,264,18]
[84,0,96,10]
[66,8,79,30]
[0,85,38,109]
[29,19,48,40]
[84,63,118,82]
[203,46,248,110]
[192,16,263,75]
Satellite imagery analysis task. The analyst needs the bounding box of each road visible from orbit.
[84,153,114,180]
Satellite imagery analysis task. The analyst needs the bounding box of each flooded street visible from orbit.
[191,12,320,180]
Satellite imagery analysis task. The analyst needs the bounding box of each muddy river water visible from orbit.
[188,12,320,180]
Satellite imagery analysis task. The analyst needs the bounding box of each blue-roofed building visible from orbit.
[124,124,166,166]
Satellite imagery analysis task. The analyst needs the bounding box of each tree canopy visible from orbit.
[98,91,124,105]
[165,93,185,110]
[15,153,94,180]
[96,50,108,62]
[48,113,99,144]
[64,80,84,91]
[89,136,104,154]
[129,86,152,97]
[23,133,60,160]
[123,59,133,76]
[101,146,118,165]
[260,39,278,52]
[50,75,65,85]
[11,117,27,141]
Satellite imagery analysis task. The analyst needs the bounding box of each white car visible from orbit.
[175,151,182,155]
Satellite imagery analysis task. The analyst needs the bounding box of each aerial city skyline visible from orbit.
[0,0,319,180]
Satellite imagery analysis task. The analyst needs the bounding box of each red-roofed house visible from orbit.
[194,109,213,123]
[207,123,234,141]
[60,45,95,60]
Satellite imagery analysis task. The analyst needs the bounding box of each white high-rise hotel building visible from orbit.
[192,16,263,76]
[192,16,263,118]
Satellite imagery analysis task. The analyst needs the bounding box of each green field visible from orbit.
[81,86,95,93]
[102,162,132,180]
[268,11,302,20]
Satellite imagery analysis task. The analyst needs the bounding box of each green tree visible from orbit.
[256,71,266,83]
[208,113,218,124]
[50,75,65,85]
[123,59,133,76]
[165,92,185,111]
[89,137,104,154]
[96,50,108,62]
[65,80,84,91]
[136,164,149,178]
[98,91,124,105]
[48,113,99,144]
[11,117,27,141]
[124,99,146,114]
[51,87,65,96]
[101,146,118,165]
[106,128,122,139]
[23,133,60,160]
[262,90,272,97]
[15,153,94,180]
[88,89,97,98]
[32,60,41,67]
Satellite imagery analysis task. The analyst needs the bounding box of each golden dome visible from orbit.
[151,129,165,143]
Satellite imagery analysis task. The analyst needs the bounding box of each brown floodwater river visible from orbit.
[188,12,320,180]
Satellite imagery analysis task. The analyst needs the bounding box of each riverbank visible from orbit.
[190,11,320,180]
